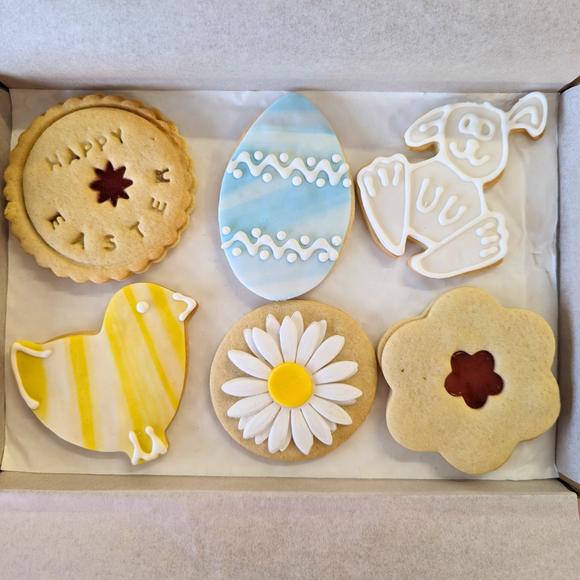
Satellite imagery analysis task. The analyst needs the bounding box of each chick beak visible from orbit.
[172,292,198,322]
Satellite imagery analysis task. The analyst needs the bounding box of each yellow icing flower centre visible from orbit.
[268,362,313,408]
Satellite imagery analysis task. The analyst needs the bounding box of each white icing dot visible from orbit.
[262,173,273,183]
[300,236,310,245]
[277,231,286,240]
[254,151,264,161]
[136,301,149,314]
[319,252,329,262]
[292,176,302,186]
[232,248,242,257]
[316,178,325,187]
[287,253,297,263]
[331,236,342,247]
[307,157,316,167]
[233,169,243,179]
[332,154,342,163]
[260,250,270,260]
[279,153,289,162]
[221,226,231,235]
[343,178,352,188]
[251,228,261,238]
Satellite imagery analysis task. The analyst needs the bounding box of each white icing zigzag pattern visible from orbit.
[222,231,340,262]
[227,151,350,186]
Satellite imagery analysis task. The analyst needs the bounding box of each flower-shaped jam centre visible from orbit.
[90,161,133,207]
[268,362,313,407]
[444,350,503,409]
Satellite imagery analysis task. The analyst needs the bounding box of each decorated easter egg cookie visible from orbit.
[210,301,377,460]
[10,283,198,465]
[4,94,196,283]
[379,287,560,474]
[357,92,547,278]
[219,94,354,300]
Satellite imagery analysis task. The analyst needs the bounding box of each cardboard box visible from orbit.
[2,2,580,577]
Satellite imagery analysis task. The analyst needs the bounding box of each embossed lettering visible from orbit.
[130,222,145,238]
[50,213,65,229]
[111,128,123,144]
[151,198,167,214]
[46,155,62,170]
[72,232,85,249]
[95,136,108,150]
[104,234,117,251]
[67,148,81,164]
[81,141,93,156]
[155,169,170,183]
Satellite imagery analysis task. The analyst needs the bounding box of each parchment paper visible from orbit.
[2,90,559,479]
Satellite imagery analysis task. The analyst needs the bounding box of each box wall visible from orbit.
[1,1,580,92]
[0,89,10,465]
[557,85,580,486]
[0,476,579,579]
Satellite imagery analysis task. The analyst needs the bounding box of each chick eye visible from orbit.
[136,301,150,314]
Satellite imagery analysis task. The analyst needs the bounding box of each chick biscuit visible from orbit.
[10,282,198,465]
[380,287,560,475]
[4,94,196,283]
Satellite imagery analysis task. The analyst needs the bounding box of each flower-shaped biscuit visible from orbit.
[379,287,560,474]
[211,300,377,460]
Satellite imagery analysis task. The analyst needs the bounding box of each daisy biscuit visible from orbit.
[4,94,196,283]
[380,287,560,474]
[210,300,377,460]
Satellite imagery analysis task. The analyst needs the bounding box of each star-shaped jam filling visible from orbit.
[444,351,504,409]
[90,162,133,207]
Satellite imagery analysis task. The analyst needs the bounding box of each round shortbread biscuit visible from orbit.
[210,300,377,461]
[4,94,196,283]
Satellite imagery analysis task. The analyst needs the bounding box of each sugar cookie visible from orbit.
[219,94,354,300]
[10,283,198,464]
[4,94,196,283]
[357,93,547,278]
[380,287,560,474]
[210,300,377,460]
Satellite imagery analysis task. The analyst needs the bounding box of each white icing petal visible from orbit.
[252,328,284,368]
[222,377,269,397]
[243,402,280,439]
[280,422,292,451]
[243,329,267,363]
[295,322,320,366]
[268,406,290,453]
[238,416,249,430]
[291,311,304,343]
[227,392,273,418]
[314,320,327,351]
[314,383,363,402]
[312,361,358,384]
[306,335,345,374]
[228,350,272,379]
[309,395,352,425]
[291,407,314,455]
[323,416,337,432]
[301,404,333,445]
[255,428,271,445]
[280,316,298,363]
[265,314,281,348]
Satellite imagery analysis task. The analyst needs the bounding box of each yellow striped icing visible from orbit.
[10,283,197,465]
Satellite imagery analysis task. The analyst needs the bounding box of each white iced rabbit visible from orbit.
[357,92,548,278]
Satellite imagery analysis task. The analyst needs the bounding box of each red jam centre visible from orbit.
[90,161,133,207]
[444,351,503,409]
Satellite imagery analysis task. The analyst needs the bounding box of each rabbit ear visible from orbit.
[507,92,548,138]
[404,106,447,149]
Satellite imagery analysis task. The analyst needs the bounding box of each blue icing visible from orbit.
[218,93,353,301]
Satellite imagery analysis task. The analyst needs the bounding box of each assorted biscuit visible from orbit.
[4,92,560,472]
